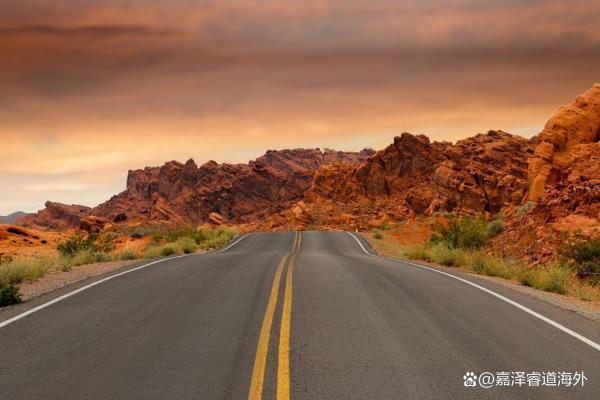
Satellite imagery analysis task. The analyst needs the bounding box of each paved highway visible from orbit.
[0,231,599,399]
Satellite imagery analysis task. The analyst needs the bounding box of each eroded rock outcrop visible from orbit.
[275,130,534,230]
[528,83,600,200]
[493,84,600,261]
[90,148,374,225]
[17,201,91,230]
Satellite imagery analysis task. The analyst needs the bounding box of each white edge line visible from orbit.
[215,233,248,253]
[346,231,600,352]
[0,234,249,330]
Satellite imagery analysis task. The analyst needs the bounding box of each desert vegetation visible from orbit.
[370,215,599,303]
[0,226,236,307]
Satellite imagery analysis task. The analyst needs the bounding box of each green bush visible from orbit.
[130,230,146,239]
[487,216,504,236]
[0,257,56,285]
[118,249,137,260]
[428,243,467,267]
[143,243,181,258]
[177,237,197,254]
[534,266,570,295]
[0,283,22,307]
[160,244,178,256]
[516,268,541,287]
[403,245,431,261]
[56,233,98,258]
[516,201,534,218]
[559,236,600,277]
[431,216,488,249]
[372,229,383,240]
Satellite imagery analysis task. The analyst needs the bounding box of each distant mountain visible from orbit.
[0,211,30,224]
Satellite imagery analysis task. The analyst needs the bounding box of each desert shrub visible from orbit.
[379,221,392,231]
[166,226,199,243]
[0,283,21,307]
[160,244,178,256]
[67,249,96,268]
[534,265,571,295]
[130,230,146,239]
[56,233,98,258]
[516,268,541,287]
[372,229,383,240]
[487,216,504,236]
[177,237,197,254]
[559,236,600,278]
[200,228,237,249]
[143,243,180,258]
[431,216,488,249]
[403,245,431,261]
[94,252,111,263]
[427,243,467,267]
[0,257,55,285]
[118,249,137,260]
[516,200,535,218]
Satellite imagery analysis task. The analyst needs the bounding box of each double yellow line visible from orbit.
[248,232,301,400]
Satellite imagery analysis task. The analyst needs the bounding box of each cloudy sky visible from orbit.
[1,0,599,214]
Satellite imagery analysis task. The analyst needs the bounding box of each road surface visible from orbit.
[1,231,599,399]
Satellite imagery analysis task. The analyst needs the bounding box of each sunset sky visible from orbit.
[1,0,599,214]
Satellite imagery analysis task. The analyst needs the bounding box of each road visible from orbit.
[1,231,599,399]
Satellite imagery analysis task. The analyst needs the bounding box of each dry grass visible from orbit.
[369,236,599,303]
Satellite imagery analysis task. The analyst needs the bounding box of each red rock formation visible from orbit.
[90,148,374,225]
[528,83,600,200]
[17,201,91,230]
[278,130,534,230]
[493,84,600,261]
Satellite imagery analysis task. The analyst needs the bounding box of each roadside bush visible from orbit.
[200,228,236,249]
[428,243,467,267]
[403,245,431,261]
[0,256,55,285]
[118,249,137,260]
[0,283,21,307]
[516,268,541,287]
[66,249,96,268]
[143,243,180,258]
[534,265,571,295]
[431,216,488,249]
[372,229,383,240]
[56,233,98,258]
[559,236,600,278]
[177,237,197,254]
[160,244,178,256]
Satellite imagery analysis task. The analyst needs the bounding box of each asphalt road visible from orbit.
[1,231,599,399]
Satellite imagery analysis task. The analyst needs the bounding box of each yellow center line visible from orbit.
[248,231,300,400]
[277,251,295,400]
[248,252,289,400]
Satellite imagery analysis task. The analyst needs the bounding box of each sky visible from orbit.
[1,0,599,214]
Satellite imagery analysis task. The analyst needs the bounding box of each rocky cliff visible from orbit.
[493,84,600,260]
[21,148,374,229]
[265,130,534,230]
[528,83,600,201]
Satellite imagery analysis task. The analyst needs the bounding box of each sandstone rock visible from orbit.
[79,216,111,233]
[288,130,534,229]
[208,212,225,225]
[17,201,91,230]
[528,83,600,200]
[90,148,374,226]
